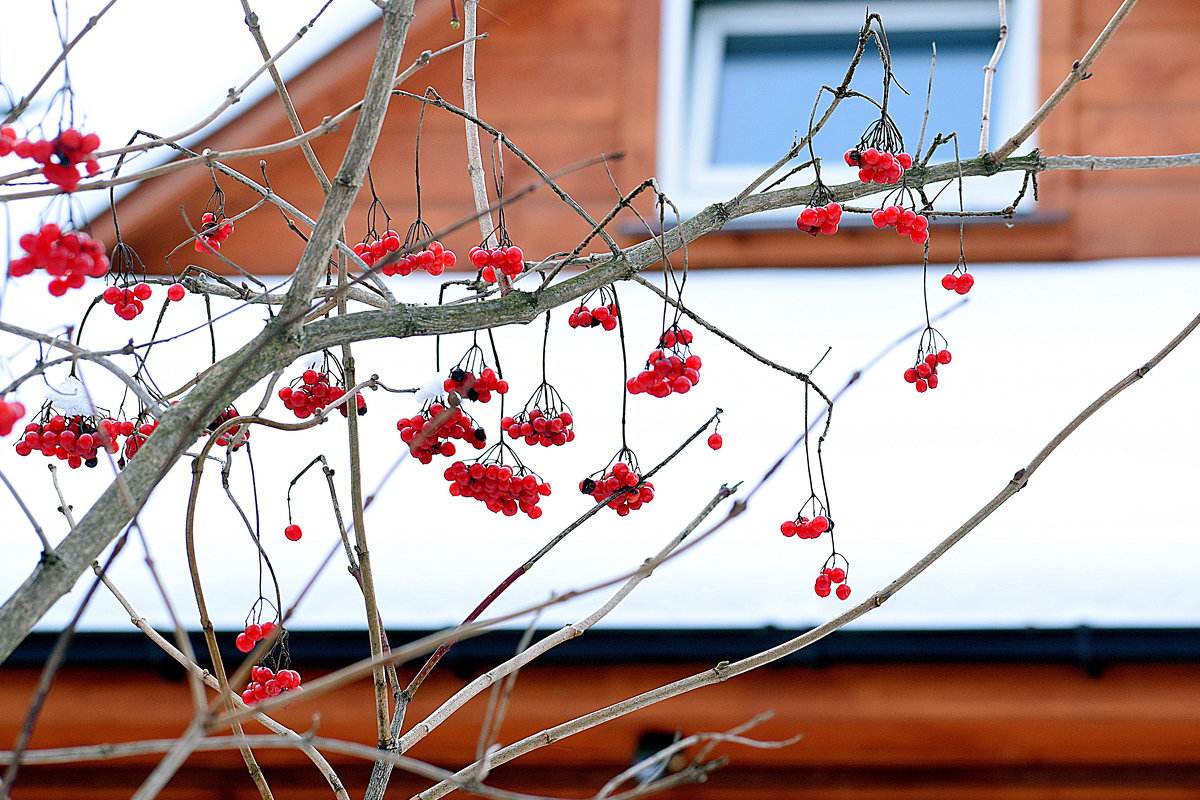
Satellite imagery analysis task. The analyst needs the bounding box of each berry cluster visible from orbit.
[903,348,952,393]
[194,212,234,253]
[844,148,912,185]
[795,202,843,236]
[580,461,654,516]
[14,414,122,469]
[241,665,302,704]
[780,514,832,539]
[8,128,102,192]
[235,621,277,653]
[207,407,250,449]
[101,283,153,320]
[814,566,851,600]
[469,244,524,284]
[122,419,159,459]
[941,271,975,294]
[397,400,486,463]
[627,327,702,398]
[568,302,619,331]
[504,381,575,447]
[9,223,110,295]
[870,206,930,244]
[279,370,364,419]
[444,364,509,403]
[444,454,552,518]
[503,408,574,447]
[0,400,26,437]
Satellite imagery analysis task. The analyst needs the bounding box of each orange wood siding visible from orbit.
[4,662,1200,798]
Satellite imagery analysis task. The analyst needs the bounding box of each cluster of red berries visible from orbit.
[279,370,365,419]
[870,206,930,244]
[444,458,551,518]
[795,202,843,236]
[284,524,303,541]
[194,212,234,253]
[234,621,277,653]
[122,419,159,459]
[780,514,832,539]
[470,244,525,284]
[568,302,619,331]
[845,148,912,184]
[503,408,575,447]
[397,401,487,463]
[242,665,302,705]
[0,400,26,437]
[4,128,102,192]
[627,328,702,398]
[207,407,250,449]
[9,223,110,296]
[101,283,153,320]
[580,462,654,516]
[814,566,851,600]
[444,366,509,403]
[14,414,122,468]
[903,349,952,393]
[941,271,975,294]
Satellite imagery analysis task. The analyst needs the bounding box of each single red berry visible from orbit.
[167,283,186,302]
[836,584,852,600]
[284,524,303,541]
[245,624,263,642]
[235,633,254,653]
[707,432,723,450]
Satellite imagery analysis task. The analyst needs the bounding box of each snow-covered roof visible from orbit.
[2,256,1197,636]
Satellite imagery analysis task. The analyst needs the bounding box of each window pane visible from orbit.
[711,29,997,166]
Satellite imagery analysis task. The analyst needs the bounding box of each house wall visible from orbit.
[4,661,1200,798]
[95,0,1200,275]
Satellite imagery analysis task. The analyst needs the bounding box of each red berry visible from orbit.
[284,524,303,541]
[167,283,186,301]
[235,633,254,653]
[836,584,852,600]
[707,432,723,450]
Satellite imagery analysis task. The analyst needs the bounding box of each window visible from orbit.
[658,0,1039,218]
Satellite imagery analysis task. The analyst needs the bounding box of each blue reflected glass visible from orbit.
[711,29,997,165]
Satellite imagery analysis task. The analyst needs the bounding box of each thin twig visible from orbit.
[979,0,1009,155]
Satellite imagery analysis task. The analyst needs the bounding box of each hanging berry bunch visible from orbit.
[941,257,975,295]
[235,608,303,703]
[580,448,655,517]
[235,620,278,653]
[397,397,487,464]
[902,327,953,393]
[192,170,235,254]
[206,407,251,449]
[9,222,110,296]
[443,439,552,518]
[780,493,834,540]
[97,243,156,320]
[627,325,702,398]
[470,134,525,285]
[393,219,457,277]
[502,381,574,447]
[568,286,620,331]
[13,404,121,469]
[814,554,853,601]
[9,128,102,192]
[870,203,930,244]
[844,19,912,187]
[242,663,303,704]
[0,399,26,437]
[795,177,844,237]
[278,354,366,419]
[120,415,159,463]
[444,343,509,403]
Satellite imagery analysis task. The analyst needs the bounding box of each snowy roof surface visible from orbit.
[2,257,1198,635]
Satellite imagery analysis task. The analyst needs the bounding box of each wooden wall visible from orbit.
[4,661,1200,799]
[96,0,1200,275]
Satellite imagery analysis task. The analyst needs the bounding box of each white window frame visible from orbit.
[658,0,1040,220]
